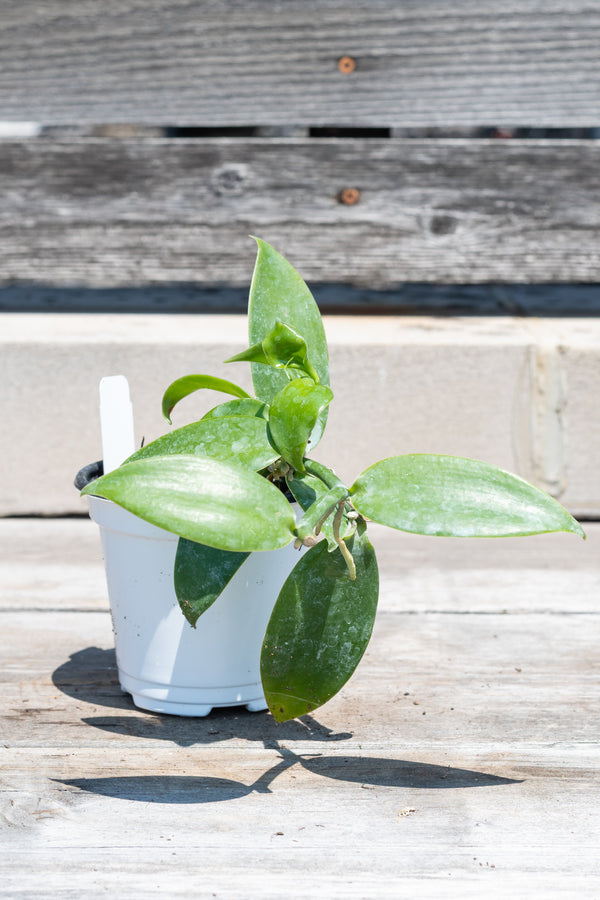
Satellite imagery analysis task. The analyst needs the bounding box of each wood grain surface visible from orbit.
[1,1,598,126]
[1,518,599,897]
[1,137,599,286]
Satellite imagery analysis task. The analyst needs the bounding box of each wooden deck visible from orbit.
[1,517,598,898]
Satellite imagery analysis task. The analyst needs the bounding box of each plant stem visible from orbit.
[295,485,347,544]
[303,459,348,494]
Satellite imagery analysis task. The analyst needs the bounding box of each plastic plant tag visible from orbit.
[99,375,135,474]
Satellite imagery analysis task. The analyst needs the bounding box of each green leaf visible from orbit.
[174,538,249,626]
[162,375,250,423]
[350,454,585,538]
[126,415,279,472]
[82,455,298,551]
[261,524,378,722]
[224,340,272,367]
[202,398,268,420]
[226,321,320,383]
[268,378,333,471]
[286,471,322,511]
[247,238,330,447]
[262,322,320,380]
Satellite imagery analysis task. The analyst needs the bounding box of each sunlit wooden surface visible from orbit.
[1,518,598,897]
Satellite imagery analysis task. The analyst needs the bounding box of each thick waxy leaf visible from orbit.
[202,398,268,420]
[262,322,319,380]
[226,322,319,382]
[125,415,279,471]
[82,455,298,551]
[268,378,333,472]
[162,375,250,423]
[224,340,271,367]
[350,454,585,538]
[261,524,378,722]
[286,471,322,510]
[247,239,330,446]
[174,538,249,626]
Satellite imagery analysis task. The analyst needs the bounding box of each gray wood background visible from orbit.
[0,0,598,292]
[1,0,599,126]
[1,137,599,288]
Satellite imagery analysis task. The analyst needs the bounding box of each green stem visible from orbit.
[303,459,348,494]
[295,485,347,544]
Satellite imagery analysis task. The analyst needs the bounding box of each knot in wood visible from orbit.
[429,214,457,236]
[210,165,247,197]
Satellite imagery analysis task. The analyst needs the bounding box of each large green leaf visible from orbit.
[162,375,250,423]
[202,398,268,420]
[247,238,330,446]
[174,538,249,626]
[350,454,585,538]
[125,415,279,471]
[82,455,298,551]
[260,524,378,722]
[268,378,333,472]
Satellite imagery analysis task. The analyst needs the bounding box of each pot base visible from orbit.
[119,670,269,717]
[126,692,268,717]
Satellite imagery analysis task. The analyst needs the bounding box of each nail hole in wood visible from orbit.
[338,56,356,74]
[338,187,361,205]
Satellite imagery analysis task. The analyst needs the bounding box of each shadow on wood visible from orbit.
[57,751,521,805]
[52,646,132,711]
[52,646,353,744]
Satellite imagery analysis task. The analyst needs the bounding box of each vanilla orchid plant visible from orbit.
[83,239,584,722]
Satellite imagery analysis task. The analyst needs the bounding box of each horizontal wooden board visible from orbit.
[0,1,599,126]
[3,606,599,746]
[1,137,599,286]
[1,519,597,615]
[1,518,599,897]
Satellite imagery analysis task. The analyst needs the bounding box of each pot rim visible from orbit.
[74,460,103,491]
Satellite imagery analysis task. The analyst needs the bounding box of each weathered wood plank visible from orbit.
[1,137,599,286]
[1,519,597,614]
[2,744,599,898]
[0,1,599,126]
[2,608,598,746]
[1,518,599,897]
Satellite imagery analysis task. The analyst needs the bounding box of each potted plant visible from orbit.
[80,238,584,723]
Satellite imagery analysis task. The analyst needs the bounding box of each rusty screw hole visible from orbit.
[338,56,356,74]
[338,187,361,206]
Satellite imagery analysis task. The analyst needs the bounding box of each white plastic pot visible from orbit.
[86,493,302,717]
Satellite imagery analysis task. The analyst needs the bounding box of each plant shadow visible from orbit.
[57,746,521,805]
[53,646,522,804]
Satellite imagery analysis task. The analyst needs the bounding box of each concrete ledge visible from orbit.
[1,313,599,515]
